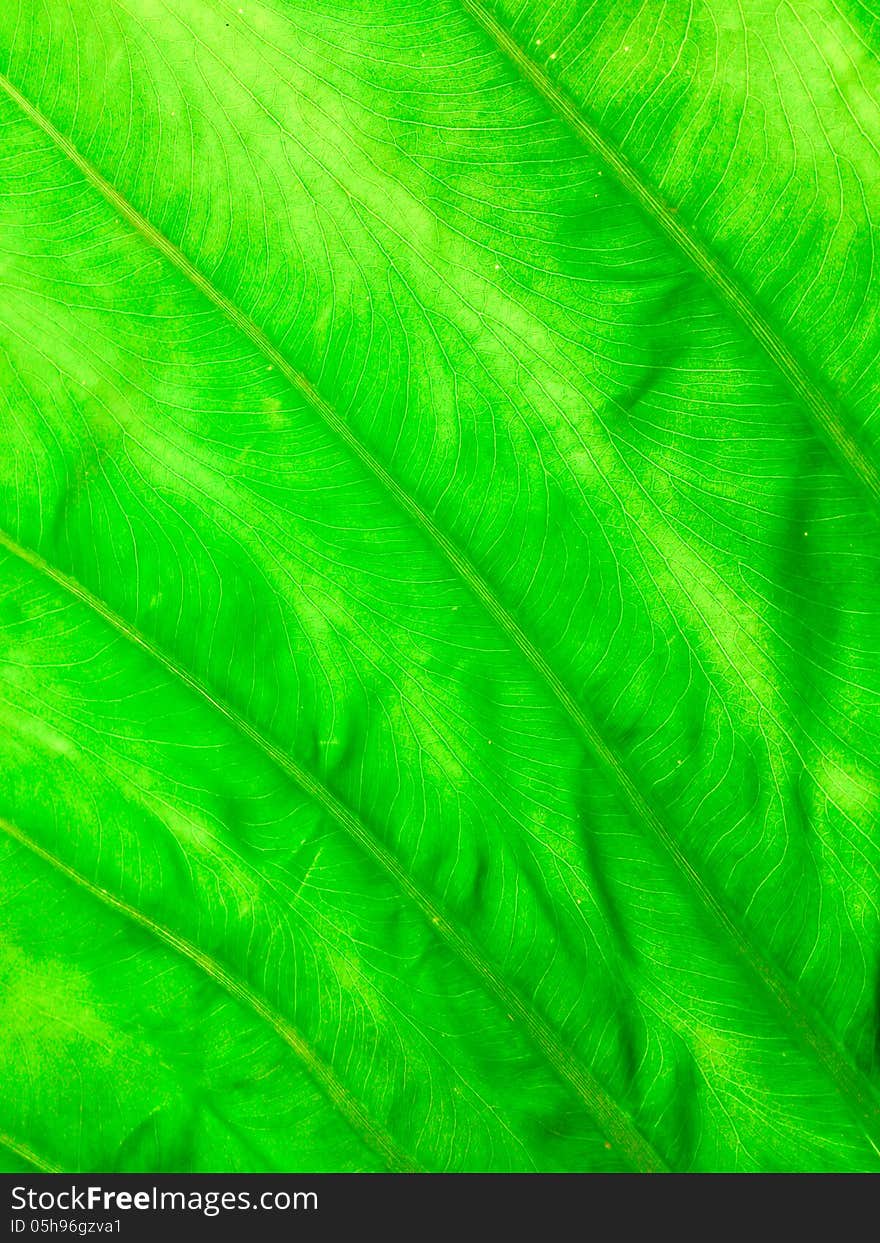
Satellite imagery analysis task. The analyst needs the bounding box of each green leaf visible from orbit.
[0,0,878,1173]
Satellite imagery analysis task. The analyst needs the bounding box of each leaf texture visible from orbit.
[0,0,879,1172]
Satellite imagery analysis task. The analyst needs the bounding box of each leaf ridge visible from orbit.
[0,527,666,1173]
[0,67,877,1156]
[0,1129,59,1173]
[458,0,880,512]
[0,813,416,1173]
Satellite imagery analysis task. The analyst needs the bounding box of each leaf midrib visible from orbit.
[458,0,880,510]
[0,812,416,1173]
[0,51,878,1157]
[0,527,666,1173]
[0,1129,59,1173]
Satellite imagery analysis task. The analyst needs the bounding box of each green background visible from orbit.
[0,0,879,1171]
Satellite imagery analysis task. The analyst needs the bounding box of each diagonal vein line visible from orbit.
[0,528,666,1173]
[0,1129,60,1173]
[0,68,877,1154]
[459,0,880,513]
[0,812,416,1173]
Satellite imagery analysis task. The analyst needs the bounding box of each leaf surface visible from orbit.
[0,0,879,1172]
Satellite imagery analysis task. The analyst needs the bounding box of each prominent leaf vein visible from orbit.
[0,813,416,1173]
[0,527,666,1173]
[1,63,877,1157]
[458,0,880,511]
[0,1130,59,1173]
